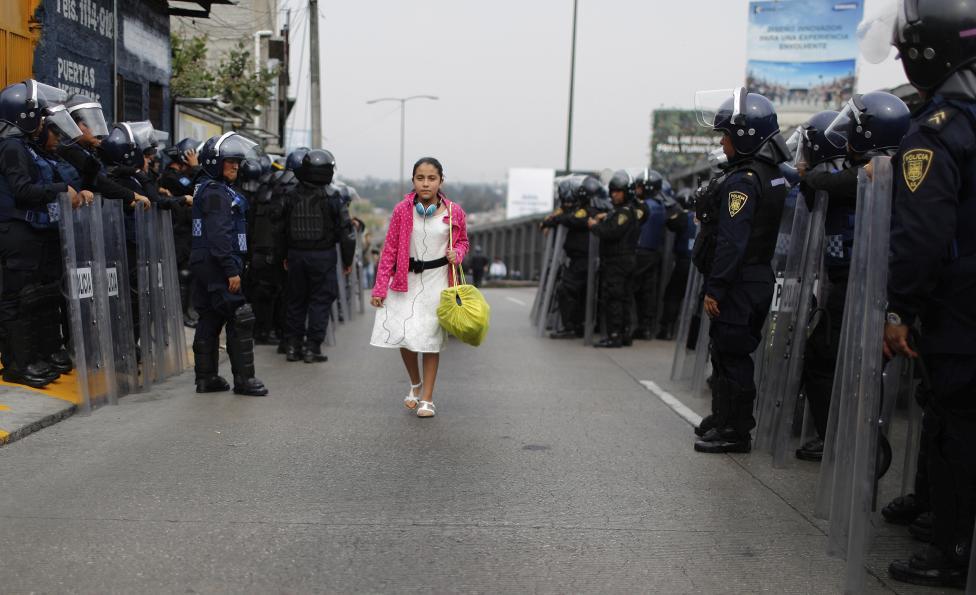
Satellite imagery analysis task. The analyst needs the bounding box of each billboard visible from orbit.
[650,109,722,176]
[506,168,555,220]
[747,1,864,118]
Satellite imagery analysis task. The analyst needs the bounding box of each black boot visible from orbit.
[303,342,328,363]
[695,375,727,436]
[595,334,624,348]
[909,511,934,542]
[694,427,752,453]
[695,380,752,453]
[285,337,303,362]
[1,317,56,388]
[889,545,967,589]
[226,304,268,396]
[549,327,579,339]
[193,338,229,393]
[882,494,928,525]
[796,437,825,461]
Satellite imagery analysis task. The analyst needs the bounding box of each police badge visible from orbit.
[728,191,748,217]
[902,149,934,193]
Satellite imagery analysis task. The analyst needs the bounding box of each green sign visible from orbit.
[650,109,721,177]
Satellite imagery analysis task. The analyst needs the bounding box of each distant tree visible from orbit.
[170,34,278,118]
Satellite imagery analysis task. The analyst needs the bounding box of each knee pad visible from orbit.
[233,303,256,331]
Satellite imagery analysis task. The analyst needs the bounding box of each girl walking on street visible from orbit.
[369,157,469,418]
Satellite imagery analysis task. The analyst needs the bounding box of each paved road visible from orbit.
[0,288,942,593]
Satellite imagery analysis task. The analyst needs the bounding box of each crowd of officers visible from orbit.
[540,0,975,586]
[541,170,696,348]
[0,80,357,400]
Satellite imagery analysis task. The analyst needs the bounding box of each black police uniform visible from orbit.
[245,168,287,344]
[190,177,268,396]
[590,201,638,347]
[693,158,787,449]
[159,164,200,325]
[58,143,138,202]
[888,96,976,582]
[282,181,355,361]
[542,201,597,337]
[0,135,76,386]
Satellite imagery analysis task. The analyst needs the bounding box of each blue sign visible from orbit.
[747,1,864,114]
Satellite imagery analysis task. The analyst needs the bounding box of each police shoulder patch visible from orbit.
[728,191,748,217]
[617,212,629,226]
[921,107,958,131]
[574,208,587,218]
[902,148,934,193]
[636,208,645,220]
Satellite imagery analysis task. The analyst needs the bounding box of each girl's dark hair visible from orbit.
[412,156,444,179]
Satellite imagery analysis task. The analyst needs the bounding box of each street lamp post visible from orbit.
[366,95,439,198]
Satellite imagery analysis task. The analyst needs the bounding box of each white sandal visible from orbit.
[416,400,436,418]
[404,382,422,410]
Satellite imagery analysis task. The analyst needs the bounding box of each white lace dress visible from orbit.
[370,209,449,353]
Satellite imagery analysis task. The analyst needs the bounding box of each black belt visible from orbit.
[408,256,448,274]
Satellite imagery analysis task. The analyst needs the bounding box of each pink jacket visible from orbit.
[372,193,470,299]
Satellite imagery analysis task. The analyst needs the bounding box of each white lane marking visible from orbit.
[640,380,703,427]
[505,297,527,306]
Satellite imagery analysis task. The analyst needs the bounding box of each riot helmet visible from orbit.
[634,169,664,197]
[258,154,273,176]
[792,110,849,169]
[238,158,264,192]
[576,175,603,202]
[0,80,70,135]
[41,104,85,144]
[696,87,780,156]
[824,92,910,155]
[608,170,633,202]
[119,121,158,156]
[100,124,144,167]
[556,178,575,206]
[295,149,336,185]
[66,94,109,140]
[285,146,310,171]
[199,132,260,180]
[172,137,200,165]
[858,0,976,91]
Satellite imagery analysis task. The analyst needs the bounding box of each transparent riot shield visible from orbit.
[582,234,600,346]
[689,311,712,398]
[535,225,567,338]
[353,231,365,315]
[101,199,139,396]
[335,245,351,323]
[814,158,893,594]
[135,206,165,388]
[325,304,337,347]
[158,210,190,377]
[753,189,804,450]
[670,267,704,382]
[59,194,118,413]
[654,229,676,335]
[530,230,556,325]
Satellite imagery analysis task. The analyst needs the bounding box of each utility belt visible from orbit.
[0,203,61,230]
[408,256,448,274]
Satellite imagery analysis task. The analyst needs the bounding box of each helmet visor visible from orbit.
[856,0,900,64]
[122,121,157,152]
[32,81,68,110]
[44,105,84,143]
[694,87,746,129]
[68,103,109,138]
[215,132,260,162]
[785,127,802,165]
[824,101,857,148]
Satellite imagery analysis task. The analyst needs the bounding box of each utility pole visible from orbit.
[308,0,322,147]
[366,95,439,198]
[565,0,579,173]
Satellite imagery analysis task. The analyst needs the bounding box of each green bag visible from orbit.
[437,204,490,346]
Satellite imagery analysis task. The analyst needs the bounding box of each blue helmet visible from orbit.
[100,124,144,168]
[791,110,848,168]
[0,80,69,135]
[239,158,264,182]
[825,92,910,156]
[199,132,259,180]
[285,147,310,171]
[705,88,780,156]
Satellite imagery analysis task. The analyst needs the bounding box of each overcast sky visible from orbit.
[279,0,906,183]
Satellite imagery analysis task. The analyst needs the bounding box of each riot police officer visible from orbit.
[191,132,268,396]
[589,171,638,348]
[0,80,91,387]
[244,154,286,345]
[657,187,698,340]
[266,148,308,353]
[868,0,976,586]
[632,169,687,340]
[159,138,201,327]
[692,89,790,453]
[282,149,356,363]
[793,99,909,462]
[543,176,599,339]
